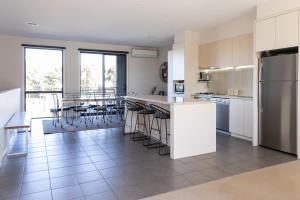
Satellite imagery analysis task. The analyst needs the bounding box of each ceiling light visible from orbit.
[26,22,39,27]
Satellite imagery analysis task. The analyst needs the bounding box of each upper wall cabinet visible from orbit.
[255,18,276,52]
[255,11,299,52]
[216,38,233,68]
[275,11,299,49]
[233,34,253,66]
[199,33,253,69]
[198,42,216,69]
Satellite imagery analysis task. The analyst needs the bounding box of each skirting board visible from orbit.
[231,133,252,142]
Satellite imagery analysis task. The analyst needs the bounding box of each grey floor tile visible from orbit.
[183,171,212,184]
[50,175,78,189]
[106,175,137,189]
[80,180,111,196]
[85,191,118,200]
[0,119,296,200]
[20,190,52,200]
[99,167,125,178]
[75,170,103,184]
[201,167,231,180]
[94,160,117,170]
[21,179,51,195]
[160,175,193,190]
[52,185,83,200]
[113,185,145,200]
[0,185,21,199]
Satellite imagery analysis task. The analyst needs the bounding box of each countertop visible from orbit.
[125,95,215,105]
[192,93,253,100]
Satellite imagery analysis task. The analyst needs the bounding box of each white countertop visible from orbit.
[125,95,215,105]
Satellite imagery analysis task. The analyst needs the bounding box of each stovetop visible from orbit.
[194,92,215,95]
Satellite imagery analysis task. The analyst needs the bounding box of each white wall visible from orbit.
[0,88,21,167]
[198,10,256,45]
[0,35,166,100]
[257,0,300,19]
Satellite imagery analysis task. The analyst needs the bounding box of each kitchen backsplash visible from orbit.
[208,68,253,96]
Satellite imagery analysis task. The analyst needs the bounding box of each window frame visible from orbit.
[23,45,65,116]
[79,49,128,96]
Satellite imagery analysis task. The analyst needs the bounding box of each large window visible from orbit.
[24,46,64,118]
[80,50,127,96]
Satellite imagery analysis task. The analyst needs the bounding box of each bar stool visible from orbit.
[148,104,170,156]
[131,102,155,142]
[123,100,142,135]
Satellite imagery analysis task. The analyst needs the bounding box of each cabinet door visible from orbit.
[243,99,253,138]
[275,11,299,49]
[229,99,243,135]
[255,18,276,52]
[172,43,185,80]
[198,43,209,69]
[233,34,251,67]
[216,38,233,68]
[198,42,216,69]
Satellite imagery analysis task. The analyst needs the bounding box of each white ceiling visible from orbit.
[0,0,269,47]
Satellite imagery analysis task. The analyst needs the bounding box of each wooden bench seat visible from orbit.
[4,112,31,157]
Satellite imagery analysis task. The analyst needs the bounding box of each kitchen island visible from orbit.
[124,95,216,159]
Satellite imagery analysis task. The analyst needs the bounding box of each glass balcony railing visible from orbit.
[25,92,62,118]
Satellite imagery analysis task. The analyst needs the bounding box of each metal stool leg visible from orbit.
[159,118,170,156]
[147,118,164,149]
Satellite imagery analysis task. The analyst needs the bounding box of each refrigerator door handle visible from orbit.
[259,58,263,81]
[259,83,263,111]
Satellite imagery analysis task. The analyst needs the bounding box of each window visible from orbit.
[80,50,127,96]
[24,45,64,118]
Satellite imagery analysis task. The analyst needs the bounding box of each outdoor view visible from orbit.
[25,48,63,118]
[25,49,118,118]
[80,53,117,93]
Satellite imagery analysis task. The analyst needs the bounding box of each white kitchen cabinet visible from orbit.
[216,38,233,68]
[199,33,254,69]
[229,98,253,140]
[198,42,216,69]
[233,34,252,66]
[172,43,185,80]
[255,18,276,52]
[229,99,244,135]
[275,11,299,49]
[243,99,253,138]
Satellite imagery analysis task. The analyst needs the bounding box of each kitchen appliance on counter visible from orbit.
[259,51,297,154]
[198,72,210,81]
[174,81,184,94]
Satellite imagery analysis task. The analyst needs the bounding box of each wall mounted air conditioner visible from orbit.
[131,48,158,58]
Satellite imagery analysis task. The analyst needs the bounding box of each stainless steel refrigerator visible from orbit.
[259,53,297,154]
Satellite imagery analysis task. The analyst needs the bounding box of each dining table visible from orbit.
[60,94,124,127]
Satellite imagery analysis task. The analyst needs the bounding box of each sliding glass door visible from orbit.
[24,47,63,118]
[80,52,126,96]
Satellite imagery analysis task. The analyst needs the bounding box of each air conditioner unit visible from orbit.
[131,48,158,58]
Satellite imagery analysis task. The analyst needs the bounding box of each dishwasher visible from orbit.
[215,98,230,132]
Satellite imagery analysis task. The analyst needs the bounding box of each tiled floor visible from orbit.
[0,119,296,200]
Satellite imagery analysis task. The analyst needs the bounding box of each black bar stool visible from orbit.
[148,104,170,156]
[131,102,155,142]
[123,100,142,135]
